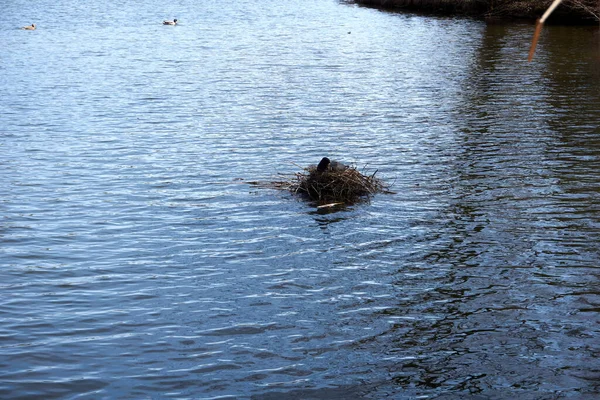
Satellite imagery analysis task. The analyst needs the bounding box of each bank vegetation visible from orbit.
[352,0,599,22]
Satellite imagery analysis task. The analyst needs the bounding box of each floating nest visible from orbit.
[264,159,391,205]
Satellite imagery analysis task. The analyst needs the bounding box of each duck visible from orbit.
[163,19,178,25]
[316,157,348,173]
[21,23,36,30]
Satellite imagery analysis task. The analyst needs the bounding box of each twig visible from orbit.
[528,0,564,62]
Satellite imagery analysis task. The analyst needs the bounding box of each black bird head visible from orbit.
[316,157,331,172]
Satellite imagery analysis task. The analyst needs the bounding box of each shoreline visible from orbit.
[352,0,600,24]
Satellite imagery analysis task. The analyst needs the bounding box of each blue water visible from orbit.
[2,0,600,398]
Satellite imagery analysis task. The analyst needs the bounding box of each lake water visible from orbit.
[2,0,600,398]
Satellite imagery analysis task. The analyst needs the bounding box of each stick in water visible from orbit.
[528,0,564,61]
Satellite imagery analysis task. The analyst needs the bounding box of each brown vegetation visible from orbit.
[353,0,600,22]
[262,164,390,204]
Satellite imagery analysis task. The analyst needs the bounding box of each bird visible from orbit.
[21,23,36,30]
[163,19,178,25]
[316,157,331,172]
[316,157,348,173]
[330,160,348,171]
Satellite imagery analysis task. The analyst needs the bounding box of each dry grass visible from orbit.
[488,0,599,20]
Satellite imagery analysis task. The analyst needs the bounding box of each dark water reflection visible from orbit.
[2,0,600,398]
[370,22,600,398]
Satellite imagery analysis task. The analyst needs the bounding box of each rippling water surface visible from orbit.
[2,0,600,398]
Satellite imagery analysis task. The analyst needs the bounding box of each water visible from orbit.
[2,0,600,398]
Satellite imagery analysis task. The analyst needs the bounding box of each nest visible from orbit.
[269,163,390,204]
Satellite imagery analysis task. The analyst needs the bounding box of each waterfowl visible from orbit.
[163,19,177,25]
[21,23,36,30]
[316,157,348,173]
[330,160,348,171]
[317,157,331,172]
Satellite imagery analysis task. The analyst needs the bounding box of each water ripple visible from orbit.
[2,0,600,399]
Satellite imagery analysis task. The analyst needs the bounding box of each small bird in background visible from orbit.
[163,19,178,25]
[21,23,36,30]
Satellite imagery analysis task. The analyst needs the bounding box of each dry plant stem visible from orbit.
[528,0,564,61]
[528,20,544,61]
[569,0,600,20]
